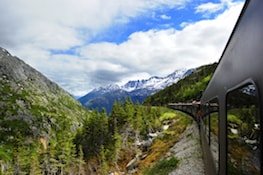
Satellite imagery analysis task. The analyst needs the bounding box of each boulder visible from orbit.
[126,157,139,171]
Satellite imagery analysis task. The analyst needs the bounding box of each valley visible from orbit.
[0,48,214,174]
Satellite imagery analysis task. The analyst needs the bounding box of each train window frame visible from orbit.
[202,110,210,143]
[207,98,220,174]
[225,81,261,175]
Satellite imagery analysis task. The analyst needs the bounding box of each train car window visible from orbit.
[209,99,219,174]
[227,84,260,175]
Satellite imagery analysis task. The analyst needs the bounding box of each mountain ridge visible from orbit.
[144,63,218,105]
[0,47,90,173]
[78,68,193,112]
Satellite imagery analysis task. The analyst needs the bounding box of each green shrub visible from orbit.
[160,112,177,121]
[228,114,242,125]
[143,157,179,175]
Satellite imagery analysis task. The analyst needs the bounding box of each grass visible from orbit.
[0,146,12,161]
[143,157,179,175]
[160,110,192,123]
[160,112,177,121]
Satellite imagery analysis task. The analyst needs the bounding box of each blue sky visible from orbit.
[87,0,239,44]
[0,0,244,96]
[53,0,236,50]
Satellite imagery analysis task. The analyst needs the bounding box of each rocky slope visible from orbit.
[0,47,90,174]
[168,122,205,175]
[0,47,88,133]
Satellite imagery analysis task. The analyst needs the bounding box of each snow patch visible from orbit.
[121,68,191,92]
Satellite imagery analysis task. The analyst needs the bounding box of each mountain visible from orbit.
[144,63,218,106]
[0,47,90,173]
[79,69,192,113]
[122,69,190,92]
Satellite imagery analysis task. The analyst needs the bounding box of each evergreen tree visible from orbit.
[75,111,109,158]
[76,146,85,175]
[133,106,143,140]
[112,129,122,164]
[99,146,109,175]
[30,151,41,175]
[124,97,135,123]
[110,101,126,132]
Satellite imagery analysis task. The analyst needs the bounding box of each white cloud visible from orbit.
[79,1,244,78]
[0,0,244,96]
[195,2,224,14]
[179,22,190,28]
[0,0,189,95]
[195,0,240,15]
[160,14,172,20]
[0,0,188,50]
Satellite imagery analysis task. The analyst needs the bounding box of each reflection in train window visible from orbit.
[209,99,219,174]
[227,84,260,175]
[203,114,209,142]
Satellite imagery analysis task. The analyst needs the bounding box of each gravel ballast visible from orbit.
[168,121,205,175]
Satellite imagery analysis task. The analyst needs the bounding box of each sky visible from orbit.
[0,0,245,97]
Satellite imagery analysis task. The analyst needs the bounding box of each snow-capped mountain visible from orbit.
[91,84,121,94]
[121,69,190,92]
[78,68,193,113]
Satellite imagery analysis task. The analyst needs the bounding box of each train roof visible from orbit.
[201,0,263,103]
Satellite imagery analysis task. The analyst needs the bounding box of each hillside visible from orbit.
[0,47,90,174]
[144,63,218,106]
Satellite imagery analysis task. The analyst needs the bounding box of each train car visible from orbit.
[200,0,262,174]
